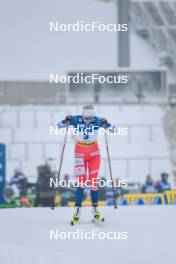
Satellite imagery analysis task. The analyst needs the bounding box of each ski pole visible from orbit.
[57,124,69,180]
[105,132,118,209]
[52,124,69,209]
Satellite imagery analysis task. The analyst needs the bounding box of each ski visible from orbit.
[92,216,105,225]
[70,219,79,226]
[70,217,105,226]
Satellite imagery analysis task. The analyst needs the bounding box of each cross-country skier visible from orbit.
[57,104,115,225]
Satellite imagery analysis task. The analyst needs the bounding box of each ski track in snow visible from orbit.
[0,206,175,264]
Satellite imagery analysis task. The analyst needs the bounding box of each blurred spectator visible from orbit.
[141,175,157,193]
[105,177,124,206]
[10,166,28,196]
[155,173,171,193]
[59,174,75,206]
[35,158,57,207]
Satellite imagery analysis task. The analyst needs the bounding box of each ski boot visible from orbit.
[71,205,81,225]
[92,204,105,223]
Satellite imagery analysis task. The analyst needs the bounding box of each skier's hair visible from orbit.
[82,105,95,117]
[82,104,94,110]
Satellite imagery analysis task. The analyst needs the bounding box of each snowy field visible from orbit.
[0,206,175,264]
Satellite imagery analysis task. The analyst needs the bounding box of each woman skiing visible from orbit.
[57,104,114,225]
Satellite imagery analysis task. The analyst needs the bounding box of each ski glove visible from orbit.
[101,118,109,128]
[64,115,72,125]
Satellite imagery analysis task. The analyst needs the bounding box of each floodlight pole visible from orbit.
[118,0,130,67]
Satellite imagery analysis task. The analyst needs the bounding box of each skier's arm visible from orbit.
[57,115,73,128]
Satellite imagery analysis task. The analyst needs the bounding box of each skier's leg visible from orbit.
[88,152,101,203]
[71,150,87,225]
[71,185,85,225]
[88,153,104,221]
[74,154,87,204]
[71,201,81,226]
[74,151,87,190]
[90,189,99,206]
[75,187,84,207]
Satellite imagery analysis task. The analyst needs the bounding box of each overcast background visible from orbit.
[0,0,159,80]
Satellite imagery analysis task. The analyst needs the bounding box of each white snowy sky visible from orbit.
[0,0,160,80]
[0,0,118,80]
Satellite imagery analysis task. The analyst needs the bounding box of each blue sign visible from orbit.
[0,144,6,203]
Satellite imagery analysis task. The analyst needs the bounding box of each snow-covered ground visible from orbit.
[0,206,175,264]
